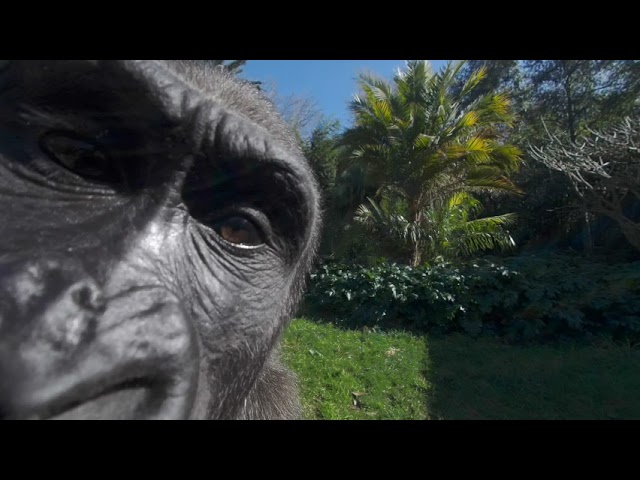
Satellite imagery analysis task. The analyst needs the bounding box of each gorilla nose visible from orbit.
[0,257,104,343]
[0,258,198,419]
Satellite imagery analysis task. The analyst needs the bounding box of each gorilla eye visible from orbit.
[212,216,264,247]
[40,132,121,184]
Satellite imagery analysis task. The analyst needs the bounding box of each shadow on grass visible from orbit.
[423,334,640,419]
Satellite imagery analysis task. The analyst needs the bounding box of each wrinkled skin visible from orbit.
[0,60,321,419]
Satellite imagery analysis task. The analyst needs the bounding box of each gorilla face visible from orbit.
[0,60,321,419]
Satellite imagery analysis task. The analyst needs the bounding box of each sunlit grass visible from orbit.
[281,318,430,419]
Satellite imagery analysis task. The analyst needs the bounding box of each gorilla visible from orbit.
[0,60,321,419]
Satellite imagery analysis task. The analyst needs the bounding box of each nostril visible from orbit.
[70,283,105,314]
[34,280,105,352]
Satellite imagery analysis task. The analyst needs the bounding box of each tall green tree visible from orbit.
[340,60,523,266]
[453,60,523,110]
[300,118,356,257]
[301,119,342,195]
[523,60,640,142]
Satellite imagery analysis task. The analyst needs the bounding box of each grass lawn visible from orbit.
[282,317,640,420]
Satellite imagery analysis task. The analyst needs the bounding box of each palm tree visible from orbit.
[340,60,523,266]
[355,192,516,262]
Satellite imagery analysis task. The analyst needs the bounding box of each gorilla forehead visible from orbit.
[5,60,299,152]
[166,61,290,141]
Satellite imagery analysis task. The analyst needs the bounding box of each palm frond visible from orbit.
[459,66,487,98]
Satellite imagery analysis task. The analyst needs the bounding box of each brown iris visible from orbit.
[213,216,263,247]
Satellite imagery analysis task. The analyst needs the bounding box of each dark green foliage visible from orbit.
[523,60,640,141]
[452,60,523,110]
[300,120,343,197]
[304,255,640,342]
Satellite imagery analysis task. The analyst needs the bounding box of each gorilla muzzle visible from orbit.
[0,257,199,419]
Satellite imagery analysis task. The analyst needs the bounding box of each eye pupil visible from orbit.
[214,217,263,246]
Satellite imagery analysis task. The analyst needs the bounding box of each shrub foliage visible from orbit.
[304,255,640,342]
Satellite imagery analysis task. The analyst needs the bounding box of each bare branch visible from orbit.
[528,117,640,251]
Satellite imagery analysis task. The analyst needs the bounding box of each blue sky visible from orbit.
[241,60,448,128]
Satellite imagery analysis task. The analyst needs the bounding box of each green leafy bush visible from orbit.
[304,255,640,342]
